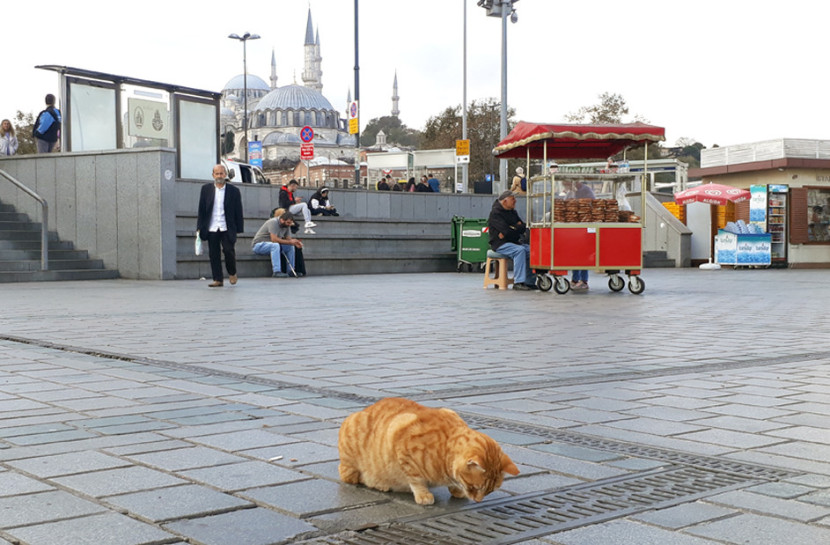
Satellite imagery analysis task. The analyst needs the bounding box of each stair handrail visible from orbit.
[0,169,48,271]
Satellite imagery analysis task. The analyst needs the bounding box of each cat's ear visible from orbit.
[501,454,520,476]
[466,457,486,472]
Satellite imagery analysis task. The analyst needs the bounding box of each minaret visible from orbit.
[346,88,352,117]
[391,71,400,118]
[302,9,323,91]
[270,49,278,90]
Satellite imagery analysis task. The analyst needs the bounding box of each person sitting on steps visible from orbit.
[279,179,317,234]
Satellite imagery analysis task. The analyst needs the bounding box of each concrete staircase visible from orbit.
[175,215,457,279]
[643,250,676,268]
[0,202,119,283]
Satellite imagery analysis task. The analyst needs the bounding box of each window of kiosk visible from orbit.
[807,187,830,243]
[67,79,117,152]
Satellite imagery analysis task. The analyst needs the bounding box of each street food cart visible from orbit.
[493,122,666,294]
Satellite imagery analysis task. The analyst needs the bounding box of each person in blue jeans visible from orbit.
[251,209,303,277]
[488,190,537,291]
[570,180,596,290]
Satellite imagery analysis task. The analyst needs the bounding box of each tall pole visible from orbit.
[462,0,469,193]
[354,0,361,189]
[229,32,260,164]
[499,1,508,192]
[243,40,249,163]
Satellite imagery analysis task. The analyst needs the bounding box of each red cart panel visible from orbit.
[598,227,641,268]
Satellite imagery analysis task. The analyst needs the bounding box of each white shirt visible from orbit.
[209,184,227,232]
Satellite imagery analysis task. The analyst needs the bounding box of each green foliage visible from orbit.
[421,98,515,182]
[13,111,36,155]
[362,116,420,148]
[565,92,631,124]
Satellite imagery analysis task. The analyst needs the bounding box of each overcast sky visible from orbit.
[4,0,828,149]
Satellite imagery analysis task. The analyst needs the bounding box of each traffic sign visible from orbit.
[300,126,315,143]
[456,155,470,164]
[348,101,359,119]
[456,139,470,156]
[349,118,359,135]
[300,143,314,159]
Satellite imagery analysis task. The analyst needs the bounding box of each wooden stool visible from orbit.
[483,250,514,290]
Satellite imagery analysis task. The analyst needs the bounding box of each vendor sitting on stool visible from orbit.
[488,190,537,291]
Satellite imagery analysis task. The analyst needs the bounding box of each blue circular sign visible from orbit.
[300,126,314,143]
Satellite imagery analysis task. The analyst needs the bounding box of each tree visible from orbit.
[566,92,629,124]
[421,98,515,183]
[362,115,420,148]
[13,111,36,155]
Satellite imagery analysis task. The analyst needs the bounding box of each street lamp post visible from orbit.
[478,0,518,193]
[228,32,260,163]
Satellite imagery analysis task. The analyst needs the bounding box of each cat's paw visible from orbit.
[449,485,466,499]
[413,491,435,505]
[338,464,360,484]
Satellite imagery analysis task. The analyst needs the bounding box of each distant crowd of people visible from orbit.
[376,173,442,193]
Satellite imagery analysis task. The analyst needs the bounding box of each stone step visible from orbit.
[176,252,456,279]
[0,221,47,232]
[0,248,90,261]
[0,269,120,283]
[0,259,107,272]
[643,250,676,268]
[0,230,59,242]
[0,239,75,251]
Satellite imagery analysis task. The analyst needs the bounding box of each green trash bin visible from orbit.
[451,216,489,272]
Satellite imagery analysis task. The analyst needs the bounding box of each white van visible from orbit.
[222,160,270,184]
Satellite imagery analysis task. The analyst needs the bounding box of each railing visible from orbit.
[0,169,48,271]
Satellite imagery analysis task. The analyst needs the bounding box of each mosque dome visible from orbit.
[262,131,302,145]
[255,84,334,112]
[223,74,270,92]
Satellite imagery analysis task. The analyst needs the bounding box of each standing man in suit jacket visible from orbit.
[197,164,244,287]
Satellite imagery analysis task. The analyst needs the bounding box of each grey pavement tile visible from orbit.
[102,439,193,456]
[0,471,54,496]
[308,500,427,533]
[106,484,251,522]
[179,460,310,491]
[127,446,248,471]
[5,428,100,445]
[243,441,340,467]
[499,472,581,494]
[746,481,816,499]
[689,415,790,433]
[0,422,77,437]
[773,412,830,428]
[787,474,830,488]
[52,396,140,411]
[687,512,830,544]
[801,489,830,507]
[603,417,706,436]
[767,425,830,444]
[188,429,299,451]
[631,502,736,529]
[531,442,624,463]
[759,441,830,462]
[0,398,51,412]
[726,450,830,476]
[53,465,187,497]
[706,489,830,521]
[241,479,386,517]
[540,407,634,424]
[702,403,794,420]
[163,507,318,545]
[606,458,668,471]
[290,427,340,447]
[6,450,131,478]
[551,519,721,544]
[0,490,106,528]
[6,511,175,545]
[476,428,547,446]
[673,428,787,450]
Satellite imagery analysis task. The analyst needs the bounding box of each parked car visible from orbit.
[222,160,270,184]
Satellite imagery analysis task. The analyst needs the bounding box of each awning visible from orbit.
[493,121,666,159]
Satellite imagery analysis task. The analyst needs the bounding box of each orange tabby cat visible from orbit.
[338,397,519,505]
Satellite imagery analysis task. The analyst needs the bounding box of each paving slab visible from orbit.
[162,507,318,545]
[6,512,175,545]
[105,483,252,522]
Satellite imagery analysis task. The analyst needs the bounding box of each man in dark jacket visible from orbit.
[33,94,61,153]
[197,165,244,287]
[488,190,536,290]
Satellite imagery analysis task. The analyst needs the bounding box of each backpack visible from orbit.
[33,108,60,142]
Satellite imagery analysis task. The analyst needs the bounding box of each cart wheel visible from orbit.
[553,276,570,294]
[456,262,465,273]
[536,274,553,292]
[467,263,474,273]
[608,275,625,292]
[628,276,645,295]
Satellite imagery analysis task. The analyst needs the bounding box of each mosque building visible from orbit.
[221,8,376,181]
